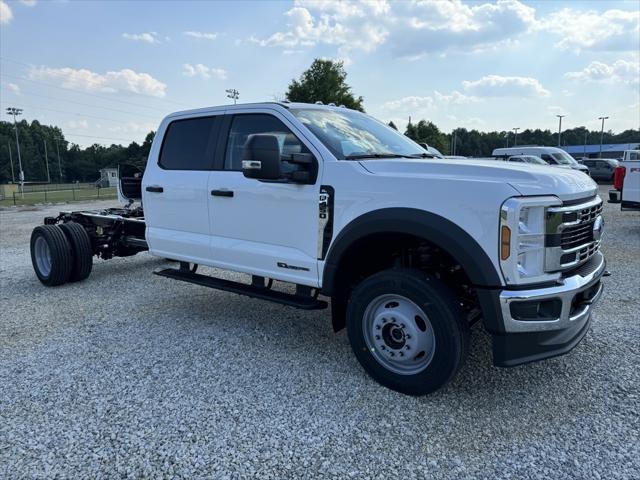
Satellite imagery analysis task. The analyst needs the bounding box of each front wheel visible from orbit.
[346,269,469,396]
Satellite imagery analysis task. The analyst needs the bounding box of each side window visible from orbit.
[224,114,308,171]
[159,116,217,170]
[540,154,554,164]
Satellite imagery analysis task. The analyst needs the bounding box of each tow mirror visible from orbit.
[242,134,282,180]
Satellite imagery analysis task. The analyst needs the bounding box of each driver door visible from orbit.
[207,110,322,286]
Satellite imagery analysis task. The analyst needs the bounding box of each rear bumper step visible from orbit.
[154,268,328,310]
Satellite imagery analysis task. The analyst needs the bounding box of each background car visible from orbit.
[581,158,619,181]
[506,155,548,165]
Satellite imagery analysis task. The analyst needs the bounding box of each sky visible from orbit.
[0,0,638,147]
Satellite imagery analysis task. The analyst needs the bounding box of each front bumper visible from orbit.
[491,251,606,367]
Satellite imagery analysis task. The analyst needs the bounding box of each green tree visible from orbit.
[286,59,364,111]
[404,120,448,153]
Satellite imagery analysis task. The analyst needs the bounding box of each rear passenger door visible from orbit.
[207,110,322,286]
[143,114,221,264]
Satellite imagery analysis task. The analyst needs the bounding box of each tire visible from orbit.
[346,268,469,396]
[30,225,73,286]
[59,222,93,282]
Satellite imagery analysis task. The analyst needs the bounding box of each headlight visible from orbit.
[499,196,562,285]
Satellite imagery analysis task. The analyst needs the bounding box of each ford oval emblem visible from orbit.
[593,215,604,241]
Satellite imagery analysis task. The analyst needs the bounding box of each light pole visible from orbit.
[6,143,15,182]
[6,107,24,197]
[225,88,239,104]
[505,131,510,147]
[598,116,609,158]
[55,137,63,181]
[43,139,50,183]
[513,127,520,146]
[583,130,588,158]
[556,115,565,146]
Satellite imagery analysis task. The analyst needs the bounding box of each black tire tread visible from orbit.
[346,268,470,396]
[59,222,93,282]
[30,225,73,286]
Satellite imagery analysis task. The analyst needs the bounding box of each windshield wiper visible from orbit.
[407,152,436,158]
[345,153,414,160]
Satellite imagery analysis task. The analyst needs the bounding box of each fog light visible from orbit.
[510,299,562,321]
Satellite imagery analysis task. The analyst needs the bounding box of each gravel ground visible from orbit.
[1,185,638,479]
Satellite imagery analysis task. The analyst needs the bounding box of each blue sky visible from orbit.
[0,0,638,147]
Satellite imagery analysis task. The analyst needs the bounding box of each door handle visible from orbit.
[211,189,234,197]
[146,185,164,193]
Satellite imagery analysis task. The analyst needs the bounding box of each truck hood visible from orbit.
[359,158,598,202]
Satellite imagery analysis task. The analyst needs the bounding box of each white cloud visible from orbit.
[0,0,13,24]
[462,75,550,97]
[433,90,480,105]
[7,82,21,95]
[250,2,388,61]
[30,66,167,97]
[183,31,218,40]
[122,32,160,44]
[182,63,227,80]
[253,0,535,59]
[539,8,639,52]
[565,60,640,85]
[383,96,434,112]
[390,0,536,57]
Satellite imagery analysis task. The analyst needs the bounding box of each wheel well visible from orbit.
[327,233,481,332]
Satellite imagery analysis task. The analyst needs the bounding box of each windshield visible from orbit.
[427,146,444,158]
[290,108,427,160]
[551,151,577,165]
[524,156,547,165]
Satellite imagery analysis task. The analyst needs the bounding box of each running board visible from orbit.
[154,268,328,310]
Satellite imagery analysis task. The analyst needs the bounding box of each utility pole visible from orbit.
[505,131,510,148]
[6,107,24,197]
[452,129,458,156]
[55,137,63,181]
[43,138,50,183]
[513,127,520,146]
[598,116,609,158]
[556,115,565,146]
[583,131,588,158]
[225,88,239,104]
[7,143,15,183]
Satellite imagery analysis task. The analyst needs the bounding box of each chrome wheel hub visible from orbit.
[34,236,52,277]
[363,294,436,375]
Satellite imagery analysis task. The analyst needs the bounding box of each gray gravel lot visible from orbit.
[1,184,638,479]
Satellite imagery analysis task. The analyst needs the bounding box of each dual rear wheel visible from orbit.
[30,223,93,286]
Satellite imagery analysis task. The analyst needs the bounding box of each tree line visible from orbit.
[1,58,637,184]
[0,120,153,184]
[401,120,639,157]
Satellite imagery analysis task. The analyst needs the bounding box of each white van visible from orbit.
[492,146,590,175]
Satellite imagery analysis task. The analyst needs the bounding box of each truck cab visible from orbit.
[30,102,608,396]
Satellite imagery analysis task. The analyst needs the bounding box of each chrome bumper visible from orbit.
[499,252,605,333]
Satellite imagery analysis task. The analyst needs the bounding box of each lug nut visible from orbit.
[376,325,381,330]
[399,352,404,357]
[405,345,410,350]
[406,334,411,339]
[390,352,395,357]
[375,335,380,340]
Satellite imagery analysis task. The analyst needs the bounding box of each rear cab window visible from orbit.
[159,116,219,170]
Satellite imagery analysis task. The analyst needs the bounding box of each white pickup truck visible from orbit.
[29,103,607,395]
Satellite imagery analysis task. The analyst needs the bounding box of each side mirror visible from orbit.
[242,134,282,180]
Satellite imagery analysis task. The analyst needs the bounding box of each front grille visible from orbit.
[545,197,603,272]
[560,222,594,249]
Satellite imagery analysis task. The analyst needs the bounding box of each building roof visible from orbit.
[561,143,640,155]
